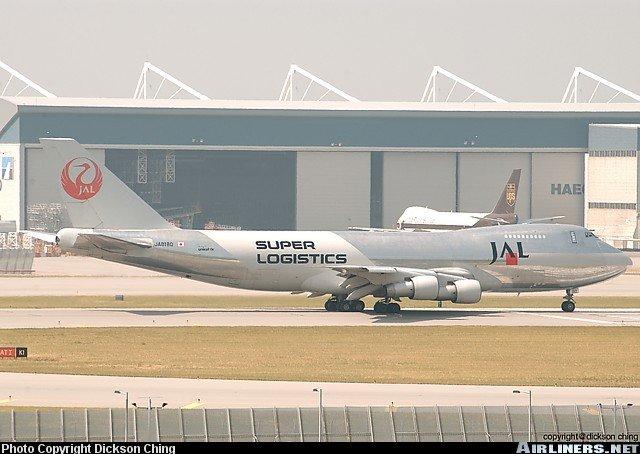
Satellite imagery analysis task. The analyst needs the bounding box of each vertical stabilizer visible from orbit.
[490,169,521,215]
[473,169,521,227]
[40,138,175,230]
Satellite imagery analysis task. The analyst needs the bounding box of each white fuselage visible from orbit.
[396,206,486,230]
[58,224,631,297]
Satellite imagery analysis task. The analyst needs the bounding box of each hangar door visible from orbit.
[296,151,370,230]
[458,152,531,220]
[531,152,585,226]
[382,152,456,228]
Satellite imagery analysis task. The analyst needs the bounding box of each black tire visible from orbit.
[561,300,576,312]
[388,302,401,314]
[324,299,337,312]
[338,300,352,312]
[373,301,387,314]
[352,300,365,312]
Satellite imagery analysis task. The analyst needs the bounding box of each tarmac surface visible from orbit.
[2,307,640,328]
[1,256,638,296]
[1,372,638,408]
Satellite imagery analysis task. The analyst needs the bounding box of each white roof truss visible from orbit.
[278,64,359,102]
[561,66,640,103]
[420,66,506,103]
[133,62,210,100]
[0,58,56,97]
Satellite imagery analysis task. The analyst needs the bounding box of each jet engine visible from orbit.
[385,275,439,300]
[385,276,481,303]
[56,228,80,250]
[449,279,482,304]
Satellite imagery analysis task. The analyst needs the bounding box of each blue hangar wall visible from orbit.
[3,104,640,230]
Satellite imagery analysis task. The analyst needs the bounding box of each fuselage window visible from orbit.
[570,231,578,244]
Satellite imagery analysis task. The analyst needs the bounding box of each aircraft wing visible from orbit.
[332,265,401,281]
[77,233,154,254]
[469,215,510,225]
[330,265,474,300]
[347,227,402,232]
[521,216,565,224]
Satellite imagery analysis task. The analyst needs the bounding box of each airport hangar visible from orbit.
[0,96,639,243]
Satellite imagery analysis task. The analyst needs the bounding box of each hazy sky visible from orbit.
[1,0,639,102]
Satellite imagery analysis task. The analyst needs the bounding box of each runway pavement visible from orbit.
[1,372,638,408]
[2,307,640,328]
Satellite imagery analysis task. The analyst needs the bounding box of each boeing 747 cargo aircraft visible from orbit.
[28,139,631,314]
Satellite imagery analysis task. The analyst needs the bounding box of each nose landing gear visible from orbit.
[561,289,576,312]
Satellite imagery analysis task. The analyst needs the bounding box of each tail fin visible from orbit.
[41,138,175,230]
[472,169,521,228]
[490,169,521,215]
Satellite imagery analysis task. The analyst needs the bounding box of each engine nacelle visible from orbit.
[385,276,482,303]
[451,279,482,304]
[385,275,439,300]
[56,228,80,250]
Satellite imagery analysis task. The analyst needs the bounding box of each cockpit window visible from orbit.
[585,231,595,238]
[570,231,578,244]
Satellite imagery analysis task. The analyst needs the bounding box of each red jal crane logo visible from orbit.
[61,157,103,200]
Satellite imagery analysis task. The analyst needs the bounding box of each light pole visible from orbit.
[599,400,633,437]
[114,390,129,442]
[132,397,167,442]
[513,390,532,442]
[313,388,323,442]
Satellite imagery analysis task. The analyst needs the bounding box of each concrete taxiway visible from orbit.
[2,307,640,328]
[1,372,638,408]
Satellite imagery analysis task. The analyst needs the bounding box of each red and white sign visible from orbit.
[0,347,16,358]
[61,157,103,200]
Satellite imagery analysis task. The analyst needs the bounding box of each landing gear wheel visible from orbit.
[388,302,401,314]
[324,299,337,312]
[351,300,365,312]
[562,288,577,312]
[373,301,387,314]
[338,300,352,312]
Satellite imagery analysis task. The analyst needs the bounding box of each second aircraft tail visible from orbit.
[490,168,521,216]
[472,169,521,227]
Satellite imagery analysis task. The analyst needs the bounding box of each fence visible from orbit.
[0,249,34,273]
[1,405,639,442]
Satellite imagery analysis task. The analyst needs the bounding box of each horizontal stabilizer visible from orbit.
[21,230,58,243]
[78,233,153,254]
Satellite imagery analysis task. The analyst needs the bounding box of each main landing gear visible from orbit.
[561,289,576,312]
[324,296,365,312]
[373,298,401,314]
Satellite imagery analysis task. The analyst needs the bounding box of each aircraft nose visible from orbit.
[621,252,633,267]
